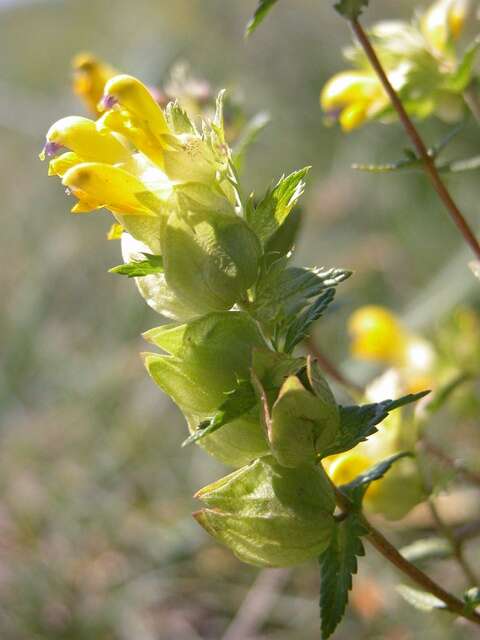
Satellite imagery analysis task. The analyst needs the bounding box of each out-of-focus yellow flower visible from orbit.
[348,306,408,363]
[72,53,118,116]
[320,71,388,132]
[421,0,471,57]
[348,306,436,394]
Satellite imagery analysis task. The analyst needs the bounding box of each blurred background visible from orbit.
[1,0,480,638]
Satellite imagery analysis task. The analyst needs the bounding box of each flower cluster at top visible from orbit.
[321,0,477,131]
[41,57,427,569]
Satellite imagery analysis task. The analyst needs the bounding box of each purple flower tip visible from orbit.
[101,94,118,110]
[43,141,63,157]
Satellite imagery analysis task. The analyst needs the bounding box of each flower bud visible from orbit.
[144,312,270,466]
[161,209,261,315]
[194,456,335,567]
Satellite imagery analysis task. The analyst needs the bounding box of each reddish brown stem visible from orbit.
[351,18,480,261]
[330,483,480,625]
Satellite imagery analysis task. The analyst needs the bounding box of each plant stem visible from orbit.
[366,523,480,624]
[422,439,480,488]
[330,482,480,625]
[427,497,479,587]
[350,18,480,261]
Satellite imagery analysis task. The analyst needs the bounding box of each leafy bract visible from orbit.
[109,253,164,278]
[322,391,430,458]
[182,380,257,446]
[340,451,413,503]
[319,511,367,639]
[245,0,279,37]
[284,288,336,352]
[246,168,310,245]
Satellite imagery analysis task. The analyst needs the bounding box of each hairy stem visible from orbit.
[330,482,480,625]
[350,18,480,261]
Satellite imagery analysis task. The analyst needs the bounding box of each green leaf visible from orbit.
[321,391,430,458]
[334,0,369,19]
[397,585,446,612]
[319,511,368,639]
[182,379,257,446]
[340,452,413,503]
[165,100,196,135]
[232,111,270,174]
[245,0,279,37]
[263,207,302,266]
[109,253,164,278]
[400,538,452,565]
[284,288,336,353]
[251,261,350,327]
[246,168,310,245]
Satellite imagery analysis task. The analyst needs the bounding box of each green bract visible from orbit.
[143,312,271,466]
[161,209,261,315]
[268,359,340,467]
[194,456,336,567]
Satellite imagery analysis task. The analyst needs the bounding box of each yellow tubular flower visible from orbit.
[96,108,165,168]
[41,116,130,164]
[421,0,470,56]
[348,306,408,364]
[72,53,118,116]
[102,75,170,140]
[47,152,81,177]
[320,71,386,132]
[62,162,157,216]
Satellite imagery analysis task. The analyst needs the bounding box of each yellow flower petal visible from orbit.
[97,107,166,168]
[320,71,380,111]
[45,116,129,164]
[102,74,170,140]
[62,162,156,216]
[48,151,82,177]
[339,103,368,131]
[421,0,469,55]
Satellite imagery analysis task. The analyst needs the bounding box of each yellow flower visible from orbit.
[40,116,130,166]
[348,305,407,363]
[348,306,436,394]
[320,71,388,131]
[421,0,470,57]
[72,53,118,116]
[41,71,246,318]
